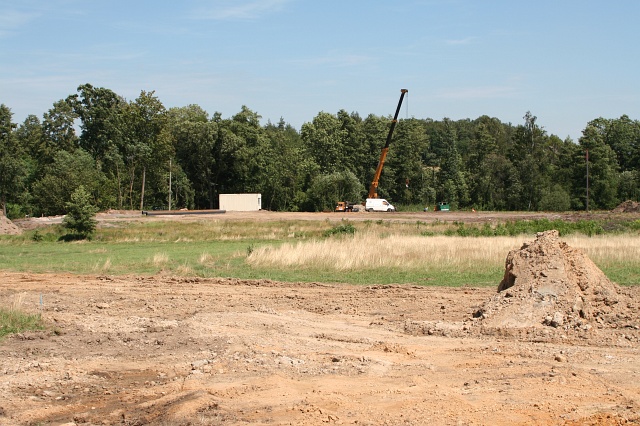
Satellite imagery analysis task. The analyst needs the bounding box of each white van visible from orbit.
[365,198,395,212]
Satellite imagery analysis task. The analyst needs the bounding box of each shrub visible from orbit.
[324,223,356,237]
[539,185,571,212]
[435,219,606,238]
[62,186,98,240]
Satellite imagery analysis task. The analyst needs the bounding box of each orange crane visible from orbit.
[368,89,408,199]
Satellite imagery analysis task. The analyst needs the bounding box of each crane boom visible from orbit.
[368,89,408,199]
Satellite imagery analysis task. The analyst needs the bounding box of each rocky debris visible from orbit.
[554,353,568,363]
[612,200,640,213]
[0,214,22,235]
[472,230,639,340]
[277,355,305,366]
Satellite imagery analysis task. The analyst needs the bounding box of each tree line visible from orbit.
[1,84,639,218]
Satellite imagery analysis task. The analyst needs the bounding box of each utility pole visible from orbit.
[140,167,146,211]
[168,159,172,211]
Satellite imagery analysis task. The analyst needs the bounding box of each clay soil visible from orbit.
[1,211,640,425]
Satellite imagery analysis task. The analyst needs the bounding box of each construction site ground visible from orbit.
[1,210,639,425]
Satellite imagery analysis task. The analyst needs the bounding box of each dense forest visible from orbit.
[1,84,639,218]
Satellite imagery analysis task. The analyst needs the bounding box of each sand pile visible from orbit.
[473,230,637,339]
[613,200,640,213]
[0,214,22,235]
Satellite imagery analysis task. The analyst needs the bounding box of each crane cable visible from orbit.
[404,90,409,119]
[403,90,409,188]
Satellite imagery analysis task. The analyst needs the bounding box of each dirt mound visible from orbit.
[612,200,640,213]
[473,230,637,338]
[0,214,22,235]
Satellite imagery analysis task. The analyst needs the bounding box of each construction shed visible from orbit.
[219,193,262,211]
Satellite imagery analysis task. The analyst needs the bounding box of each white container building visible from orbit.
[219,193,262,211]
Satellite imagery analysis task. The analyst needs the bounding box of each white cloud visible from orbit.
[190,0,291,21]
[436,85,518,100]
[291,52,374,68]
[444,36,477,45]
[0,10,38,37]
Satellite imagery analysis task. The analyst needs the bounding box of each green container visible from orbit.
[436,202,450,211]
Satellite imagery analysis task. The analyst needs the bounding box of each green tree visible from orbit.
[301,112,347,174]
[40,99,79,166]
[68,84,127,207]
[62,185,98,239]
[578,125,620,210]
[362,114,392,197]
[307,170,362,212]
[618,170,639,202]
[32,149,108,215]
[16,115,43,160]
[224,106,264,193]
[336,110,367,183]
[539,184,571,211]
[485,153,520,210]
[68,83,125,161]
[167,160,195,210]
[467,122,499,209]
[257,119,309,211]
[437,119,468,208]
[121,91,169,210]
[13,115,44,216]
[588,115,640,172]
[0,104,27,217]
[384,118,429,204]
[508,112,551,210]
[168,105,217,209]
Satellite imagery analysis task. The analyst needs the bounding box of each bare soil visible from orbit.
[613,201,640,213]
[0,215,22,235]
[2,212,640,425]
[10,207,640,231]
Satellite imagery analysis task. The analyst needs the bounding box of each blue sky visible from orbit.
[1,0,638,141]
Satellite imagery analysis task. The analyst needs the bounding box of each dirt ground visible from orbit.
[1,211,640,425]
[11,207,639,230]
